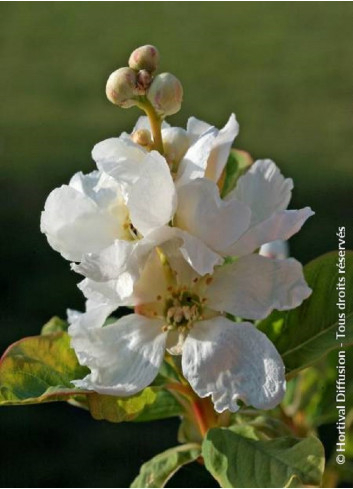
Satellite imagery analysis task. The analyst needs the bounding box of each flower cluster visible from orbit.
[41,45,314,413]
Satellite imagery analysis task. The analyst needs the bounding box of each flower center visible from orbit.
[163,289,202,330]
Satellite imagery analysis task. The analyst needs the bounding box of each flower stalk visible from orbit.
[137,99,164,154]
[191,397,218,438]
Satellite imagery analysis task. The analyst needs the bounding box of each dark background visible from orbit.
[1,3,352,487]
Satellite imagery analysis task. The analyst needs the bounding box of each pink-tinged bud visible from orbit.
[131,129,152,148]
[259,240,289,260]
[129,45,160,73]
[162,127,190,163]
[147,73,183,116]
[105,67,138,108]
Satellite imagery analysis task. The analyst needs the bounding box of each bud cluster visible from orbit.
[106,44,183,117]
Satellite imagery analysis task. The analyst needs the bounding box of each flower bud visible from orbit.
[105,67,138,108]
[131,129,152,148]
[162,127,190,164]
[147,73,183,116]
[128,45,160,73]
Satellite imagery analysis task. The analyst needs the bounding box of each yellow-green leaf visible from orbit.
[135,389,183,422]
[0,332,88,405]
[41,316,68,335]
[130,443,201,488]
[202,427,325,488]
[87,387,182,423]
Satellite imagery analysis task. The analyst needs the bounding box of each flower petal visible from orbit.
[92,137,146,188]
[182,317,286,413]
[78,272,135,308]
[132,226,224,277]
[207,254,312,320]
[230,159,293,225]
[176,128,217,185]
[224,207,314,256]
[68,303,116,366]
[72,240,136,281]
[186,116,212,141]
[175,178,250,251]
[78,228,224,310]
[70,313,167,396]
[41,178,121,261]
[133,116,170,132]
[133,247,169,305]
[205,113,239,182]
[260,239,289,260]
[128,151,177,236]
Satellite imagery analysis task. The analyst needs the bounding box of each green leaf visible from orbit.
[283,349,353,427]
[220,148,253,198]
[0,332,89,405]
[41,316,68,335]
[258,251,353,376]
[130,443,201,488]
[88,388,159,423]
[88,387,183,423]
[178,416,203,444]
[135,388,183,422]
[232,414,293,440]
[202,427,325,488]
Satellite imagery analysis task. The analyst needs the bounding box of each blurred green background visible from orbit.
[1,2,352,487]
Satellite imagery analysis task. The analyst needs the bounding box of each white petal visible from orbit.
[225,207,314,256]
[182,317,286,413]
[162,127,191,164]
[128,151,177,235]
[175,178,250,251]
[68,303,116,367]
[230,159,293,225]
[132,116,152,132]
[260,240,289,260]
[77,228,222,309]
[68,303,113,332]
[72,240,136,281]
[41,183,120,261]
[133,248,169,304]
[205,114,239,182]
[176,128,217,185]
[207,254,312,320]
[78,272,135,308]
[69,171,121,207]
[156,236,200,286]
[70,313,167,396]
[186,116,213,141]
[173,229,224,276]
[133,226,223,277]
[92,137,146,187]
[133,116,170,132]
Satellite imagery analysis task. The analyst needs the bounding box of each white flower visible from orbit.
[42,114,313,330]
[175,159,314,256]
[40,142,177,263]
[69,238,311,413]
[91,117,313,261]
[94,113,239,186]
[76,226,224,309]
[41,113,234,270]
[75,158,312,294]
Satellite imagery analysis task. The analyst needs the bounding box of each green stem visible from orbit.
[137,99,164,154]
